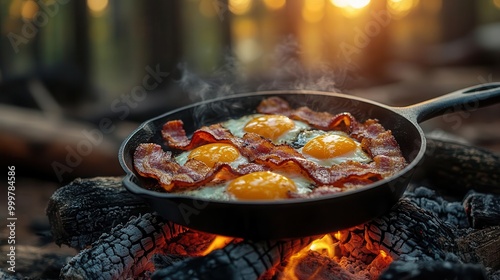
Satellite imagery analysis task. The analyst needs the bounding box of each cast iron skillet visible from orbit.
[119,83,500,240]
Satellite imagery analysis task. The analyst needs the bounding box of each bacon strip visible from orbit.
[163,122,239,151]
[135,97,408,194]
[134,143,267,191]
[256,97,356,132]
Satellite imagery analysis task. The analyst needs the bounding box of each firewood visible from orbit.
[422,138,500,195]
[463,191,500,228]
[456,226,500,270]
[404,186,469,228]
[59,212,187,280]
[340,198,458,262]
[151,236,320,280]
[46,177,152,250]
[379,260,486,280]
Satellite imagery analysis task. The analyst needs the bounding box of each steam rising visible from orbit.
[176,36,364,126]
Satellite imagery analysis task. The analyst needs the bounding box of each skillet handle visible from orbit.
[396,82,500,123]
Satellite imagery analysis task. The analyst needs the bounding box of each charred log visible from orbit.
[463,191,500,229]
[60,213,186,280]
[379,260,486,280]
[281,251,359,280]
[47,177,152,250]
[456,226,500,270]
[404,186,469,228]
[338,198,459,262]
[422,138,500,195]
[152,236,319,280]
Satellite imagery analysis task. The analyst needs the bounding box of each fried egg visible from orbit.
[175,143,248,168]
[178,171,313,201]
[297,130,371,166]
[223,114,310,145]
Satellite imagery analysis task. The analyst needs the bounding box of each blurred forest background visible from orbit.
[1,0,500,206]
[1,0,500,271]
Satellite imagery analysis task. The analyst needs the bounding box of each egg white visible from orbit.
[222,114,311,145]
[297,130,371,166]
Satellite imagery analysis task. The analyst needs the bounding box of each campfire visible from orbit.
[46,137,500,280]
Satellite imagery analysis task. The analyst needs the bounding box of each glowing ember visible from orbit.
[279,233,394,279]
[281,234,336,279]
[200,236,234,256]
[308,234,335,258]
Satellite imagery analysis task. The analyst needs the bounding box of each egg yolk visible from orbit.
[302,134,357,159]
[188,143,240,168]
[227,171,297,200]
[244,115,295,141]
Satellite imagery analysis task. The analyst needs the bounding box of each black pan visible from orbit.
[119,83,500,240]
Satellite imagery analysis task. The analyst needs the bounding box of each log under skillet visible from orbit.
[41,138,500,280]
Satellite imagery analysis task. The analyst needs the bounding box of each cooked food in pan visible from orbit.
[133,97,407,200]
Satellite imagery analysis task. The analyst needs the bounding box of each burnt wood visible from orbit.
[423,138,500,195]
[339,198,459,262]
[380,260,487,280]
[47,167,500,279]
[463,191,500,229]
[404,186,469,228]
[46,177,152,250]
[60,212,186,280]
[456,226,500,270]
[151,236,320,280]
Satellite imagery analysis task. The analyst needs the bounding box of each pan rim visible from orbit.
[118,90,426,206]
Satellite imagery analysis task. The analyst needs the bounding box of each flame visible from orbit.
[377,249,393,263]
[308,234,335,258]
[333,231,342,241]
[201,235,233,256]
[379,250,387,258]
[282,234,336,279]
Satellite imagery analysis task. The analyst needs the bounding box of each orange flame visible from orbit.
[376,249,393,264]
[282,234,336,279]
[281,235,394,279]
[201,235,233,256]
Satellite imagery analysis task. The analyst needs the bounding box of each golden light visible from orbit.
[302,0,325,23]
[229,0,252,15]
[388,0,417,18]
[330,0,370,9]
[263,0,286,10]
[21,0,39,20]
[87,0,109,16]
[201,236,233,256]
[379,250,388,258]
[494,0,500,9]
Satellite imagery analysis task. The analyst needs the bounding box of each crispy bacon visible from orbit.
[134,143,267,191]
[135,97,408,195]
[162,122,239,151]
[256,96,355,131]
